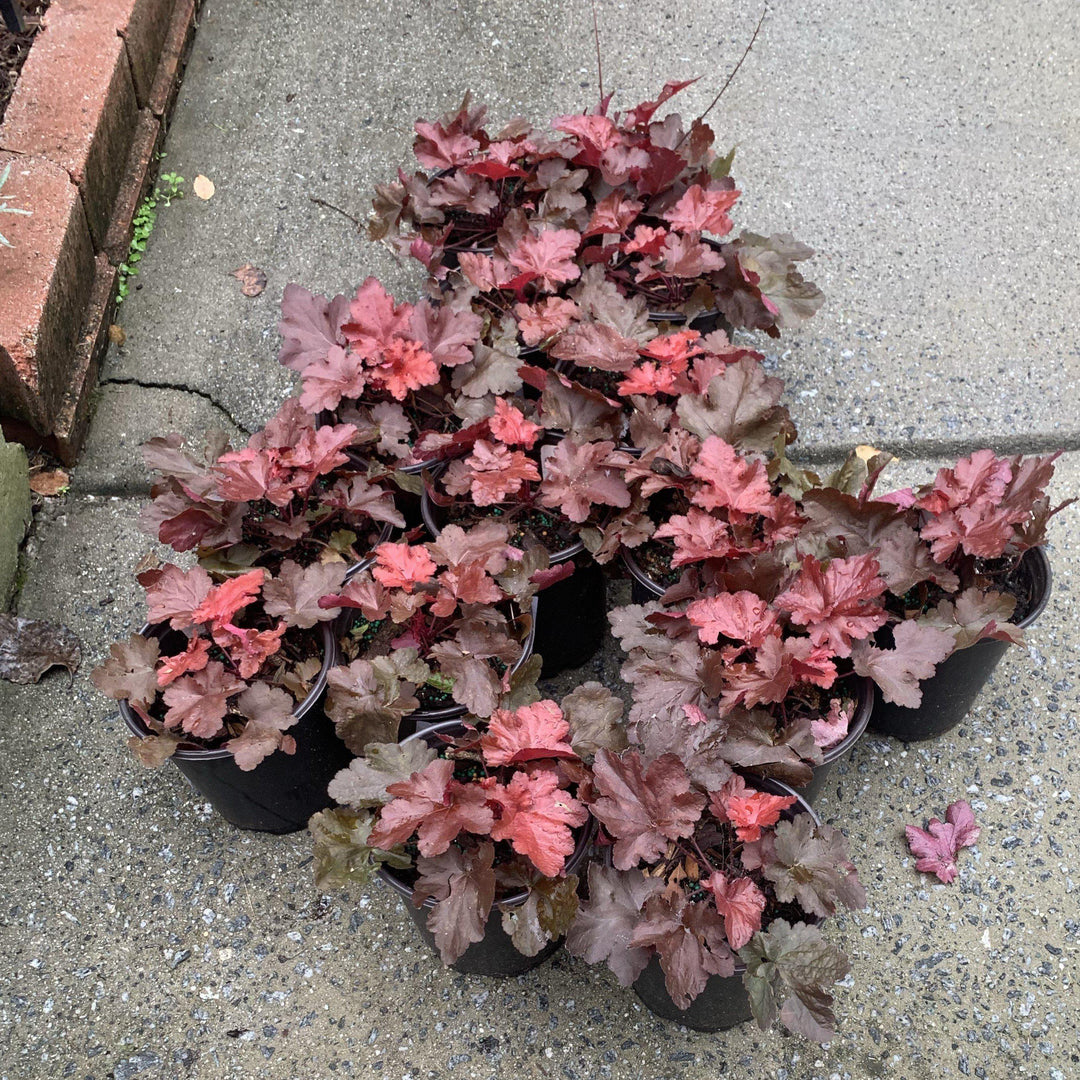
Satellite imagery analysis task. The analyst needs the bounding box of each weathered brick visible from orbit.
[53,254,119,465]
[103,108,163,266]
[0,0,140,249]
[149,0,198,120]
[120,0,179,107]
[0,153,95,434]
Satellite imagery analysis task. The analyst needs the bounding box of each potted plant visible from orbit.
[308,699,600,975]
[91,559,353,832]
[317,524,543,750]
[419,401,630,675]
[813,448,1069,740]
[368,83,824,338]
[567,746,864,1037]
[140,396,403,575]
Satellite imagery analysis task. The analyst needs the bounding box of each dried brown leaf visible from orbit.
[0,614,81,685]
[232,263,267,297]
[193,174,215,200]
[29,469,69,496]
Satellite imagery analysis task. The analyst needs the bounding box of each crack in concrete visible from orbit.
[99,377,251,436]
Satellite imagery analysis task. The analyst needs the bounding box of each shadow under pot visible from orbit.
[869,546,1052,742]
[632,778,820,1031]
[119,622,350,834]
[420,484,606,680]
[378,720,597,976]
[342,597,539,740]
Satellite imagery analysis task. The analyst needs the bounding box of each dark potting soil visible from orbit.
[442,501,578,556]
[0,1,48,124]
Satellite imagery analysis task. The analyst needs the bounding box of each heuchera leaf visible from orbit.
[371,541,437,593]
[501,875,580,957]
[762,814,867,917]
[589,750,706,870]
[560,681,627,761]
[690,436,775,515]
[480,700,578,766]
[539,439,630,523]
[191,569,266,628]
[710,776,797,843]
[486,769,588,876]
[144,563,213,630]
[327,739,438,809]
[370,759,495,856]
[706,872,766,949]
[905,799,980,883]
[850,620,955,707]
[414,842,496,965]
[308,807,410,890]
[262,560,348,628]
[774,553,887,658]
[686,591,780,646]
[91,633,160,706]
[277,283,350,372]
[226,683,298,770]
[630,891,735,1009]
[565,863,664,985]
[739,919,850,1042]
[161,661,246,739]
[325,654,424,753]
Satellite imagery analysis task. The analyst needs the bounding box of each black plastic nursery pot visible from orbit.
[393,597,539,739]
[120,622,351,834]
[378,720,597,976]
[620,544,670,605]
[421,488,607,679]
[799,677,874,805]
[632,779,822,1032]
[869,546,1052,742]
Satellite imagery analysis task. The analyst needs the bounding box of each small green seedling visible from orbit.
[0,162,33,248]
[117,173,186,303]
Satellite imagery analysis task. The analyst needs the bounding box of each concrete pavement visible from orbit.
[2,1,1079,1077]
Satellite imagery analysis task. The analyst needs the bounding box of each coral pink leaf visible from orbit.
[905,800,980,883]
[191,569,266,627]
[480,701,577,766]
[372,543,437,593]
[488,770,589,876]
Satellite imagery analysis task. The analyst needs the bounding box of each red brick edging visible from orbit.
[0,0,200,463]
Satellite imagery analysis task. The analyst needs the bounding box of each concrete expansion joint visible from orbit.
[99,376,251,437]
[798,431,1080,466]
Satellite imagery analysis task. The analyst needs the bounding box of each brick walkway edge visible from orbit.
[0,0,200,463]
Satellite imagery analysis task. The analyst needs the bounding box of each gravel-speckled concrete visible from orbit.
[1,456,1077,1080]
[4,0,1080,1076]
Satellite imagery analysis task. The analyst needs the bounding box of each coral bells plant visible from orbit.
[369,84,824,336]
[92,560,340,769]
[787,447,1071,708]
[140,398,402,573]
[567,748,864,1040]
[422,398,633,553]
[317,522,551,750]
[308,700,598,964]
[277,277,483,468]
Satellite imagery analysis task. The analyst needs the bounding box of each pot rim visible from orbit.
[819,676,875,766]
[620,544,669,598]
[119,620,338,761]
[378,719,597,909]
[344,520,396,581]
[420,463,585,564]
[1015,544,1052,628]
